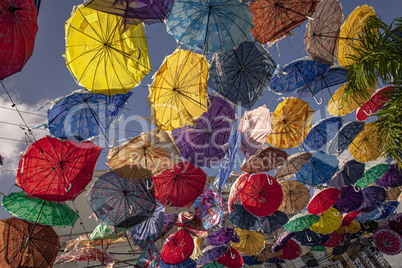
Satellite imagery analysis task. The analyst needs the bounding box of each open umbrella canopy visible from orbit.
[135,240,160,268]
[373,228,402,255]
[0,218,60,268]
[172,95,235,167]
[216,247,243,268]
[208,40,276,109]
[389,213,402,231]
[285,212,320,233]
[198,246,227,266]
[308,188,341,215]
[294,229,329,246]
[231,228,265,256]
[358,186,387,212]
[278,239,302,260]
[161,258,196,268]
[153,161,207,208]
[303,0,344,65]
[148,49,208,130]
[166,0,252,55]
[206,228,239,247]
[217,131,241,191]
[322,232,345,248]
[333,185,363,213]
[350,123,382,162]
[357,86,394,121]
[227,204,261,231]
[89,224,125,240]
[327,121,365,155]
[279,180,310,213]
[260,211,289,234]
[377,164,402,188]
[65,5,151,94]
[1,192,78,227]
[15,136,102,202]
[193,187,224,231]
[328,160,365,188]
[256,242,283,261]
[275,152,313,181]
[175,211,208,238]
[241,147,288,174]
[310,207,342,235]
[228,173,249,213]
[88,171,156,229]
[336,220,361,234]
[355,163,390,188]
[161,229,194,265]
[0,0,38,80]
[156,213,178,242]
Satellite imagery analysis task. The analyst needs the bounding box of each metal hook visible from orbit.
[291,208,295,213]
[396,218,400,222]
[131,48,141,60]
[333,211,340,217]
[353,186,360,192]
[307,11,320,20]
[105,137,116,148]
[146,179,153,190]
[362,109,373,116]
[230,252,236,259]
[165,200,172,207]
[267,177,273,185]
[307,233,312,242]
[64,183,72,193]
[313,95,323,105]
[258,197,266,203]
[180,240,186,247]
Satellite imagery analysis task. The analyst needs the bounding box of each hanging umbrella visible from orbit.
[47,90,132,142]
[135,240,160,268]
[322,232,345,248]
[303,0,344,65]
[386,187,401,201]
[216,247,243,268]
[268,57,330,98]
[341,211,361,227]
[278,239,302,260]
[350,123,382,162]
[238,173,283,217]
[198,246,227,266]
[90,224,125,240]
[356,208,382,224]
[172,95,235,167]
[217,131,241,191]
[56,246,114,266]
[161,229,194,265]
[278,180,310,213]
[107,129,181,181]
[333,185,363,213]
[161,258,197,268]
[376,201,399,221]
[202,261,224,268]
[308,188,341,215]
[88,171,156,229]
[376,164,402,188]
[175,211,208,238]
[228,173,248,213]
[15,136,102,202]
[310,207,342,235]
[250,0,320,45]
[1,192,78,227]
[242,255,263,266]
[389,213,402,231]
[241,147,288,174]
[166,0,252,55]
[336,220,361,234]
[0,218,60,267]
[208,40,276,109]
[311,245,326,252]
[294,229,329,246]
[231,228,265,256]
[285,212,320,233]
[275,152,313,181]
[296,151,339,187]
[227,204,261,231]
[328,160,365,188]
[156,213,178,242]
[130,202,165,247]
[238,105,273,158]
[272,231,295,253]
[332,235,350,255]
[206,228,240,247]
[360,220,379,232]
[65,5,151,94]
[357,86,394,121]
[148,49,208,130]
[84,0,175,25]
[267,98,314,149]
[355,164,390,188]
[373,228,402,255]
[260,211,289,234]
[327,121,365,155]
[300,117,343,152]
[193,187,224,231]
[256,242,283,261]
[328,83,375,116]
[0,0,38,80]
[153,161,207,208]
[358,186,387,212]
[338,5,376,68]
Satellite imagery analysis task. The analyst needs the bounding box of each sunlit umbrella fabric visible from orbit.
[90,224,125,240]
[208,40,276,109]
[278,180,310,213]
[217,131,241,191]
[373,228,402,255]
[300,117,342,152]
[328,160,365,188]
[227,204,261,231]
[260,211,289,234]
[148,49,208,130]
[206,228,240,246]
[357,86,394,121]
[161,229,194,265]
[333,185,363,213]
[65,5,151,94]
[358,186,387,212]
[228,173,248,213]
[355,163,389,188]
[216,247,243,268]
[376,164,402,188]
[310,207,342,235]
[275,152,313,181]
[308,188,341,215]
[240,147,288,173]
[336,220,361,234]
[327,121,365,155]
[193,187,224,231]
[231,228,264,256]
[350,123,382,162]
[285,212,320,232]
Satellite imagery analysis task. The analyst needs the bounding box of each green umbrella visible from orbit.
[202,261,224,268]
[285,212,320,232]
[1,192,78,227]
[90,224,126,240]
[355,164,390,188]
[311,245,326,252]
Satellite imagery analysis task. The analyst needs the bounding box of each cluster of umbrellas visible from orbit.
[0,0,401,267]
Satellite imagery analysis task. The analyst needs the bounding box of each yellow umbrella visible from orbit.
[310,207,342,235]
[335,220,361,234]
[148,49,209,131]
[231,228,264,256]
[338,5,376,68]
[107,129,182,180]
[279,180,310,213]
[327,83,375,116]
[65,5,151,94]
[350,123,382,162]
[267,98,314,149]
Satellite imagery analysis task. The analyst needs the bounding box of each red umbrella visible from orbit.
[15,136,102,202]
[357,86,394,121]
[238,173,283,217]
[0,0,38,80]
[341,211,361,227]
[308,188,341,215]
[278,239,301,260]
[373,228,402,255]
[322,232,345,248]
[175,211,208,238]
[160,229,194,265]
[152,161,207,208]
[217,247,243,268]
[228,173,249,213]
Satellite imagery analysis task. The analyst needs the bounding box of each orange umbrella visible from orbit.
[279,180,310,213]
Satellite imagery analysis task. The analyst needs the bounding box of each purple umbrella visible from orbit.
[84,0,175,25]
[272,231,295,253]
[333,185,363,213]
[198,246,227,266]
[206,228,240,246]
[328,160,365,188]
[376,164,402,188]
[389,213,402,231]
[172,95,235,167]
[358,186,387,212]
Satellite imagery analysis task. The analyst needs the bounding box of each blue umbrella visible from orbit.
[47,90,132,143]
[161,259,197,268]
[268,57,330,100]
[356,209,382,223]
[166,0,253,54]
[227,204,261,231]
[208,40,276,109]
[293,229,330,246]
[198,246,227,266]
[300,117,343,151]
[328,121,365,155]
[130,202,165,247]
[296,151,339,186]
[358,186,387,213]
[328,160,365,188]
[376,201,399,221]
[260,211,289,234]
[242,255,263,266]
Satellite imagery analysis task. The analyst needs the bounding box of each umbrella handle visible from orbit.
[64,183,72,193]
[146,179,153,190]
[307,234,312,242]
[258,197,266,203]
[131,48,141,60]
[352,186,360,192]
[313,95,323,105]
[180,240,186,247]
[333,211,340,217]
[291,208,295,213]
[267,177,273,185]
[396,218,400,222]
[165,200,172,207]
[355,147,367,154]
[230,252,236,259]
[105,138,116,148]
[362,108,373,116]
[307,11,320,20]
